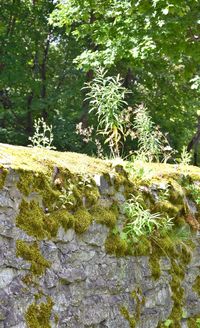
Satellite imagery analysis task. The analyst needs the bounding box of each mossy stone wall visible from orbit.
[0,144,199,328]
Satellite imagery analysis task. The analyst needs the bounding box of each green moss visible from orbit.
[16,200,76,239]
[0,144,111,175]
[74,208,93,234]
[105,233,129,256]
[188,318,197,328]
[154,200,182,217]
[16,240,50,276]
[16,200,49,239]
[120,306,136,328]
[0,166,8,189]
[149,254,161,280]
[187,316,200,328]
[25,296,53,328]
[132,235,151,256]
[120,288,145,328]
[52,209,75,231]
[165,257,187,328]
[54,314,59,325]
[91,205,117,228]
[84,186,100,207]
[193,276,200,296]
[21,273,36,286]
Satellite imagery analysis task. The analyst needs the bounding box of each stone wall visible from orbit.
[0,145,200,328]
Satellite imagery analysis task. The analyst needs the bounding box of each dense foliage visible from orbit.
[1,0,200,161]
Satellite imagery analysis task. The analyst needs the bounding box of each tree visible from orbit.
[51,0,200,154]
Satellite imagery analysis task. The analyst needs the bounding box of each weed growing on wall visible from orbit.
[84,67,130,157]
[29,118,55,150]
[133,104,174,163]
[122,195,173,242]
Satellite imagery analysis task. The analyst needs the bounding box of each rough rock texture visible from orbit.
[0,144,200,328]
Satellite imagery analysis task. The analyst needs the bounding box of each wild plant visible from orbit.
[133,104,174,163]
[179,146,192,166]
[58,179,75,208]
[125,159,153,182]
[29,118,55,150]
[84,66,130,157]
[177,145,192,175]
[185,182,200,205]
[75,122,104,158]
[122,195,173,242]
[158,184,170,201]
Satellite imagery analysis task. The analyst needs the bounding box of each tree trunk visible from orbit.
[41,36,50,120]
[187,116,200,166]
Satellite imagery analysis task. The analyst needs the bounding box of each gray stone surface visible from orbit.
[0,170,199,327]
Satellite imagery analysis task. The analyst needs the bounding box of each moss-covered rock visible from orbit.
[193,276,200,296]
[16,240,50,276]
[74,208,93,234]
[0,166,8,189]
[91,205,117,228]
[25,296,53,328]
[105,233,129,256]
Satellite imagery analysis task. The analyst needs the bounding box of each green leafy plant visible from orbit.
[158,184,170,201]
[29,118,55,150]
[122,195,173,242]
[177,146,192,174]
[125,157,153,182]
[186,182,200,205]
[133,104,174,163]
[84,67,130,157]
[179,146,192,166]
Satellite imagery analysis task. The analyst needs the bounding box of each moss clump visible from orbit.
[188,318,197,328]
[25,296,53,328]
[149,254,161,280]
[91,205,117,228]
[0,166,8,189]
[105,233,129,256]
[17,167,102,214]
[16,200,49,239]
[165,257,187,328]
[17,169,70,211]
[51,209,75,231]
[154,200,182,217]
[21,274,36,286]
[193,276,200,296]
[132,235,151,256]
[120,307,136,328]
[120,288,145,328]
[74,208,93,234]
[187,316,200,328]
[16,200,76,239]
[84,186,100,207]
[16,240,50,276]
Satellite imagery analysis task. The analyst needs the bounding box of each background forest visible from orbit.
[0,0,200,162]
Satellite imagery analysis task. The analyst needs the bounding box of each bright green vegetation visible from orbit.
[0,145,199,327]
[1,0,200,162]
[0,144,110,175]
[2,0,200,324]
